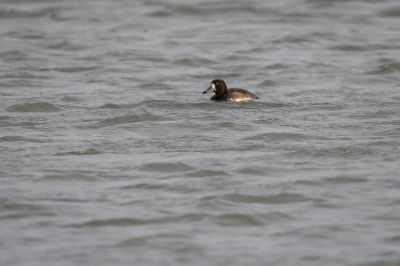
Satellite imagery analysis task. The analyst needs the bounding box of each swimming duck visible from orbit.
[203,79,258,102]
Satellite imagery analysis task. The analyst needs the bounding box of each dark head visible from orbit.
[203,79,228,95]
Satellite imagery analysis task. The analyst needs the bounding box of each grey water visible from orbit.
[1,0,400,265]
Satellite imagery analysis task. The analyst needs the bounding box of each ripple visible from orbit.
[54,148,100,156]
[90,113,162,128]
[0,135,44,143]
[293,180,321,187]
[186,169,228,177]
[295,176,368,187]
[273,35,310,44]
[263,211,293,221]
[189,72,242,80]
[98,103,133,109]
[1,72,50,80]
[306,0,348,5]
[242,132,311,141]
[381,6,400,17]
[137,162,193,172]
[117,233,185,247]
[98,103,122,109]
[137,82,173,91]
[255,102,293,108]
[51,66,99,73]
[330,45,367,52]
[2,29,45,40]
[135,99,212,111]
[332,44,400,52]
[69,214,206,228]
[40,172,100,181]
[212,213,262,226]
[6,102,61,112]
[222,192,314,204]
[385,235,400,243]
[0,50,28,61]
[360,260,400,266]
[263,63,290,70]
[287,145,375,158]
[46,40,85,51]
[148,4,275,17]
[70,218,156,227]
[0,7,59,19]
[367,60,400,74]
[257,79,276,87]
[120,183,167,190]
[59,96,81,102]
[0,199,53,219]
[238,167,270,176]
[323,175,368,184]
[173,57,216,66]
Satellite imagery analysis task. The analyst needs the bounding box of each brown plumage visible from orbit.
[203,79,258,102]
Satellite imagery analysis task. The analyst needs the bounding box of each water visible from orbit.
[1,0,400,265]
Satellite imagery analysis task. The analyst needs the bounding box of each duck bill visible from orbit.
[203,85,212,94]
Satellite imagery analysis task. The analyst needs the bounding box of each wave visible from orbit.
[0,135,44,143]
[242,132,312,141]
[54,148,100,156]
[221,192,315,204]
[148,4,276,17]
[367,60,400,74]
[286,145,376,158]
[186,169,229,178]
[0,50,28,60]
[137,162,193,172]
[6,102,61,112]
[0,199,53,219]
[212,213,262,226]
[0,7,59,19]
[68,214,206,228]
[89,112,162,129]
[381,6,400,17]
[173,57,217,66]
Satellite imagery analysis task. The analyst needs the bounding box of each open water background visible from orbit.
[1,0,400,265]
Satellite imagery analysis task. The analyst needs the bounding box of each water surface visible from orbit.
[1,0,400,265]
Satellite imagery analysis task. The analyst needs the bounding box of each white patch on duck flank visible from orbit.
[229,97,254,102]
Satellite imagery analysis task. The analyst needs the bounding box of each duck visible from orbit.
[203,79,258,102]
